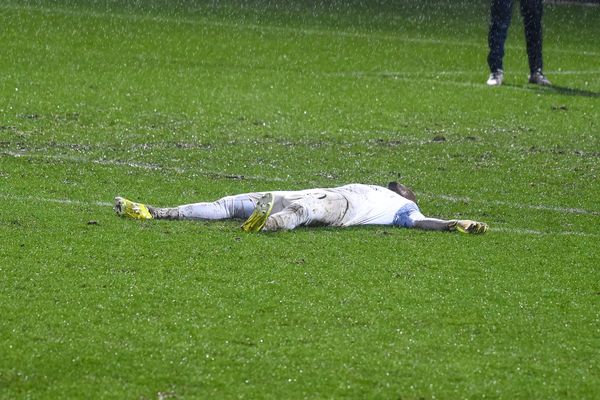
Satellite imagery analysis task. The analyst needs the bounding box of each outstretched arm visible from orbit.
[395,203,488,234]
[414,217,488,234]
[413,217,454,231]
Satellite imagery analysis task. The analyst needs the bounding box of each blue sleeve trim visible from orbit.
[393,202,419,228]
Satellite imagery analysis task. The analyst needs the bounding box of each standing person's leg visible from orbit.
[520,0,543,74]
[521,0,550,84]
[488,0,514,73]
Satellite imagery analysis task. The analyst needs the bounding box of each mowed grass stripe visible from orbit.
[2,2,599,57]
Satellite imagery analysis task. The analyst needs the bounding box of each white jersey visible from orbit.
[332,184,416,226]
[265,184,422,228]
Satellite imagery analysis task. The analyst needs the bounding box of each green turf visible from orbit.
[1,1,599,399]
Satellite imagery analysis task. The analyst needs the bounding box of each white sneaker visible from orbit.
[486,69,504,86]
[528,69,551,86]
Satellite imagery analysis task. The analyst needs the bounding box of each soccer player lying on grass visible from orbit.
[115,182,488,234]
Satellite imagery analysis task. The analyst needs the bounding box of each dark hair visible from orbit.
[387,182,417,203]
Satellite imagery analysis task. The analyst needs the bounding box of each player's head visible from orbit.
[388,181,417,203]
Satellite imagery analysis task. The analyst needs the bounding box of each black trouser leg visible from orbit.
[520,0,544,73]
[487,0,514,72]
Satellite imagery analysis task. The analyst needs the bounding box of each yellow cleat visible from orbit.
[453,220,488,234]
[241,193,274,232]
[114,197,153,220]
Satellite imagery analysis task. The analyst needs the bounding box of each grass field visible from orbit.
[1,1,599,398]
